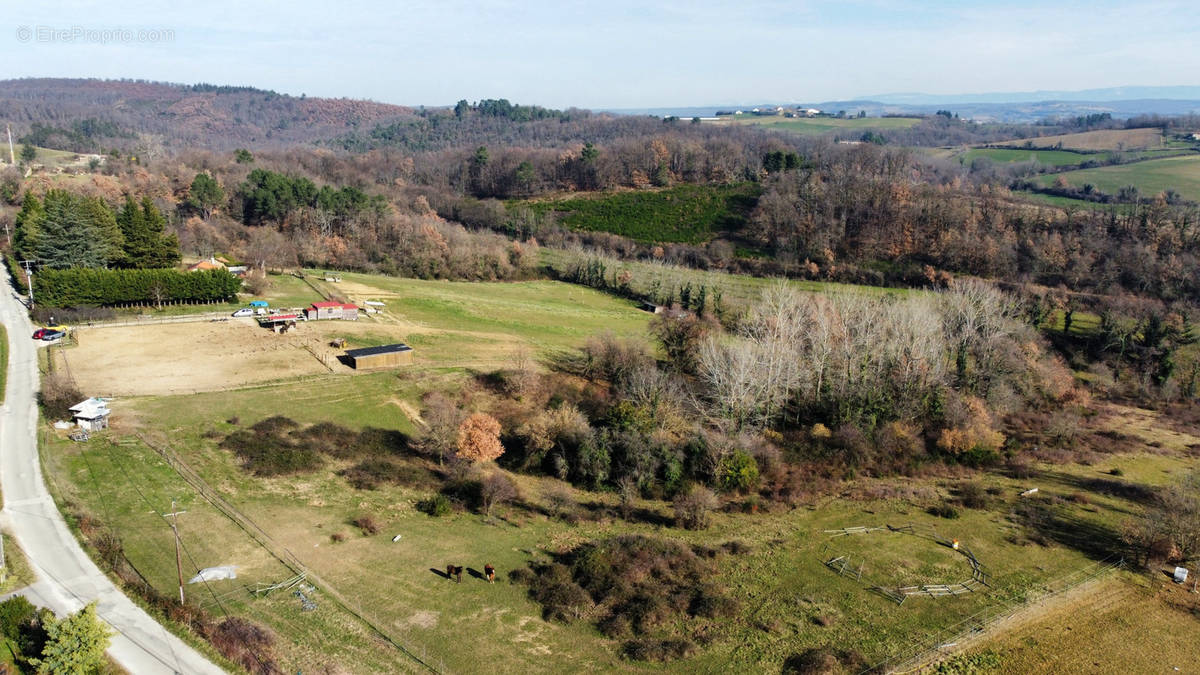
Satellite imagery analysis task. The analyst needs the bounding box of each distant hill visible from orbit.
[0,78,416,151]
[866,86,1200,105]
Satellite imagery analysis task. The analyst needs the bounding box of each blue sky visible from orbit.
[4,0,1197,108]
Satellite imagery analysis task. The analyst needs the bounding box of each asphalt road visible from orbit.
[0,271,224,674]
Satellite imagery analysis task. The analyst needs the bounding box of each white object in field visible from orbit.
[392,534,402,542]
[53,420,73,430]
[188,565,238,584]
[1020,488,1038,497]
[364,300,385,307]
[952,539,960,550]
[1175,567,1188,584]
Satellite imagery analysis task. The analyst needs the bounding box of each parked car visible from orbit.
[40,330,66,341]
[231,308,254,317]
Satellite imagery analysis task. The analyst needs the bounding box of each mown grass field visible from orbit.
[962,147,1103,167]
[1037,154,1200,202]
[715,116,922,136]
[515,183,760,244]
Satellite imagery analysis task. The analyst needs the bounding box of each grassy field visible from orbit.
[540,248,909,312]
[0,323,7,404]
[60,274,653,396]
[964,572,1200,673]
[39,390,1200,673]
[714,116,923,136]
[516,183,760,244]
[962,147,1102,167]
[997,128,1164,152]
[1036,154,1200,202]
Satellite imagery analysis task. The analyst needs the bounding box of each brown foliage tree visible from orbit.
[455,412,505,463]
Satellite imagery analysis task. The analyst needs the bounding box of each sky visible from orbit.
[3,0,1198,109]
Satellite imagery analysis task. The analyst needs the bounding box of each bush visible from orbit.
[782,647,868,674]
[38,372,83,421]
[205,616,277,675]
[622,638,697,662]
[927,502,960,519]
[0,596,36,641]
[352,514,379,536]
[417,494,452,517]
[957,482,989,509]
[33,267,240,307]
[673,485,719,530]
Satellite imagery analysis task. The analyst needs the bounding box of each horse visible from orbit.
[445,565,463,583]
[484,564,495,583]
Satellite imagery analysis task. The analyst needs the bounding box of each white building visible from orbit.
[70,398,111,432]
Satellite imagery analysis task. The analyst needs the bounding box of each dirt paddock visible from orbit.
[60,319,411,396]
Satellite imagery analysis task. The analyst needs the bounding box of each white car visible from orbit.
[232,308,254,317]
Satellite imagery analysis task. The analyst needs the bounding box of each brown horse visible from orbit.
[484,564,495,583]
[446,564,463,583]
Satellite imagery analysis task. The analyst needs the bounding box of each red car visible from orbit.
[32,328,48,339]
[32,329,65,341]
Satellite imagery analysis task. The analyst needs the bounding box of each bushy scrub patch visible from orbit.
[510,534,738,660]
[220,416,417,481]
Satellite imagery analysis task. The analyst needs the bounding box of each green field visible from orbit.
[963,148,1103,167]
[540,248,908,312]
[40,384,1195,673]
[1037,154,1200,201]
[517,183,760,244]
[717,116,922,136]
[0,323,7,404]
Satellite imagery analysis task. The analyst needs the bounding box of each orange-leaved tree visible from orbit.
[455,413,504,463]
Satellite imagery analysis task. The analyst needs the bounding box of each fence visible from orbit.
[135,434,448,674]
[865,555,1127,674]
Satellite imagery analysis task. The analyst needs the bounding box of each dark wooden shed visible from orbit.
[345,343,414,369]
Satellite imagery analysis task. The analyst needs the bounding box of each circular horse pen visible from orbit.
[819,524,990,605]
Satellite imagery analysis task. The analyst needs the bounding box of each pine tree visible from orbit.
[28,602,112,674]
[36,190,106,269]
[12,193,44,260]
[118,196,180,268]
[79,196,125,267]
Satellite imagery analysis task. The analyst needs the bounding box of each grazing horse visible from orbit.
[445,565,463,583]
[484,564,495,584]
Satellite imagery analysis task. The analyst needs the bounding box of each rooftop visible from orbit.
[344,343,413,358]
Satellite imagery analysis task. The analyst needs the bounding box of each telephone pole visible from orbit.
[165,502,187,604]
[17,260,34,307]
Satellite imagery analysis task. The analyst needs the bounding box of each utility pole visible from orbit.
[17,260,34,307]
[165,501,187,604]
[6,124,14,166]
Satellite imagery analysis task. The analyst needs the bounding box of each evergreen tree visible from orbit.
[118,196,180,268]
[79,195,125,266]
[185,172,224,218]
[36,190,106,269]
[28,602,111,675]
[12,193,44,260]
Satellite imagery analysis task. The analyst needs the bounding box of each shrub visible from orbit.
[927,503,960,519]
[417,494,452,517]
[206,616,277,675]
[0,596,36,641]
[622,638,697,662]
[38,372,82,421]
[719,450,760,493]
[673,485,719,530]
[957,482,990,509]
[352,515,379,536]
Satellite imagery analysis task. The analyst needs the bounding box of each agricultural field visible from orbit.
[516,183,760,244]
[1036,154,1200,202]
[58,274,652,396]
[713,115,922,136]
[960,147,1105,167]
[996,128,1165,152]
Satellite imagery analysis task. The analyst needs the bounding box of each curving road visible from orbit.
[0,271,224,674]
